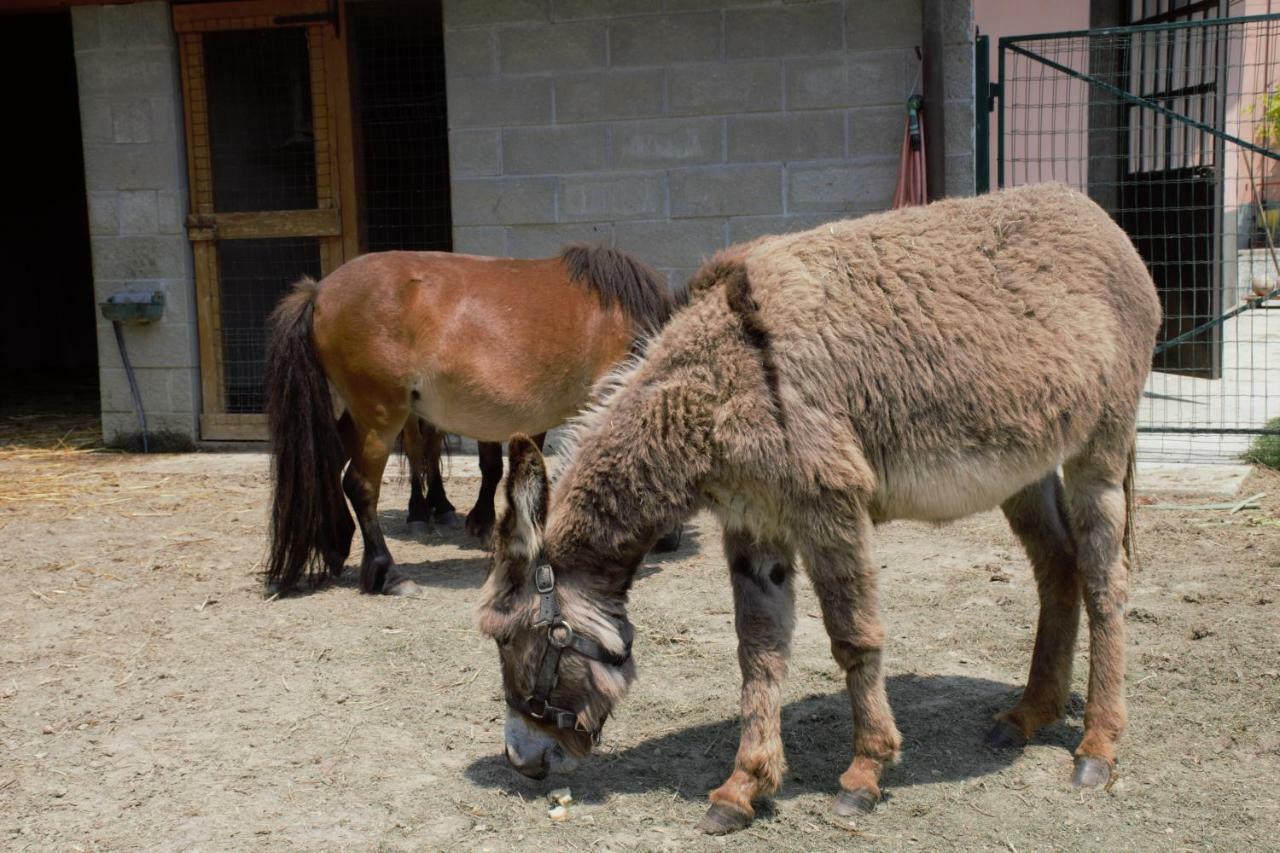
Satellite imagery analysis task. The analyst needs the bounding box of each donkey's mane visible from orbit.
[560,244,683,335]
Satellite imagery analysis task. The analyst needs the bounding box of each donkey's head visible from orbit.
[478,435,638,779]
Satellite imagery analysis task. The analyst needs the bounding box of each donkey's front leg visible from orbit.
[699,530,796,835]
[805,515,902,818]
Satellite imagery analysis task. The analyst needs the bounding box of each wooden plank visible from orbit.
[173,0,328,33]
[325,10,362,262]
[192,242,226,424]
[186,208,342,241]
[200,414,268,442]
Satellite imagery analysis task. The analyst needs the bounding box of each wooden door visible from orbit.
[175,0,357,440]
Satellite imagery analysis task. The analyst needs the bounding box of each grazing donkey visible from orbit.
[478,184,1161,833]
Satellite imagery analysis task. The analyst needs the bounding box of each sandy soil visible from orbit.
[1,446,1278,851]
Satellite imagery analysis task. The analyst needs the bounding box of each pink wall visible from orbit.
[974,0,1090,188]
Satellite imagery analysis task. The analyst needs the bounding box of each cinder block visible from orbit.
[111,100,152,144]
[503,125,608,174]
[118,191,159,235]
[847,0,919,51]
[499,22,606,73]
[449,129,501,176]
[559,173,666,221]
[89,235,189,279]
[848,105,905,160]
[70,5,101,51]
[447,76,552,128]
[552,0,651,19]
[78,98,112,144]
[96,317,197,371]
[99,365,194,415]
[945,97,974,156]
[445,0,548,28]
[726,111,844,162]
[944,44,973,100]
[507,222,615,258]
[786,50,911,110]
[157,192,184,235]
[100,2,172,49]
[451,177,557,225]
[82,143,183,191]
[669,61,782,117]
[611,118,722,170]
[444,28,495,76]
[944,0,974,46]
[452,226,509,256]
[608,12,722,67]
[664,0,754,9]
[945,153,975,198]
[725,3,843,59]
[669,165,782,218]
[148,96,178,143]
[75,48,177,97]
[728,213,834,244]
[87,193,118,236]
[787,160,899,213]
[555,70,664,123]
[613,218,726,268]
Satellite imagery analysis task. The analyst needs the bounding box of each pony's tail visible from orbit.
[263,277,351,594]
[1123,442,1139,572]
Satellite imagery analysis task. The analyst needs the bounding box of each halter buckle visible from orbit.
[534,563,555,594]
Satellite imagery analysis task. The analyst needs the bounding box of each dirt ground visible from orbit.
[2,435,1278,851]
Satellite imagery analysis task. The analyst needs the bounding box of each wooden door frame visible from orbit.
[175,0,358,440]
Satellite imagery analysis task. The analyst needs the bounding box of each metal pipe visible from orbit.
[111,320,150,453]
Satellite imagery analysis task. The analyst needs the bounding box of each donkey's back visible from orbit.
[742,183,1160,523]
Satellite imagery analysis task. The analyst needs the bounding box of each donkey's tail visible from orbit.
[1123,442,1139,572]
[263,277,351,594]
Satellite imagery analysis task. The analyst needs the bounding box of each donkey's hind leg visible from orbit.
[700,529,796,835]
[987,474,1081,749]
[1062,434,1132,788]
[805,507,902,818]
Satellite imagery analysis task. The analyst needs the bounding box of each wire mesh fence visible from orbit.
[998,10,1280,462]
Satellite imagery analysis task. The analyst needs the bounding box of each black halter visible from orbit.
[505,563,631,740]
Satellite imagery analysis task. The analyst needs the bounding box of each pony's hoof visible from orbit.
[434,510,465,530]
[697,803,751,835]
[382,568,420,597]
[833,787,878,817]
[465,514,494,541]
[1071,755,1112,789]
[652,524,684,553]
[985,719,1029,750]
[406,520,431,538]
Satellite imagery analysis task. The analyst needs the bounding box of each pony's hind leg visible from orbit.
[1062,434,1133,788]
[325,412,358,578]
[424,424,463,529]
[700,529,796,835]
[403,417,433,536]
[805,506,902,817]
[344,405,410,595]
[988,474,1082,749]
[465,441,504,540]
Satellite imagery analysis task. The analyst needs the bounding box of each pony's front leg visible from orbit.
[700,530,796,835]
[805,510,901,818]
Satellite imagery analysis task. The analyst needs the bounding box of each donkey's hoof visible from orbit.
[985,719,1029,751]
[434,510,465,530]
[652,524,684,554]
[697,803,752,835]
[1071,756,1112,789]
[407,519,431,538]
[833,787,879,817]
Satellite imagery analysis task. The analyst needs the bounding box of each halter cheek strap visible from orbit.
[505,564,631,740]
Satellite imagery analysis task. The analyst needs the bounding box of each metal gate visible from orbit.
[994,7,1280,462]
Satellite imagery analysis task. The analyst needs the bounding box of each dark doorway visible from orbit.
[0,12,98,444]
[347,0,453,253]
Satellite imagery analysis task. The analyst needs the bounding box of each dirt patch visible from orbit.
[1,452,1277,850]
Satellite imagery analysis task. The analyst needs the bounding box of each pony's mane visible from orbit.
[559,244,685,335]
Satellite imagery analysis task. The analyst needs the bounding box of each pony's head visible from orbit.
[477,435,638,779]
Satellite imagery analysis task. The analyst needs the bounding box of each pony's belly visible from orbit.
[411,394,566,443]
[873,451,1063,524]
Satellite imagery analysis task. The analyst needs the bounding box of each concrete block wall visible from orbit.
[71,2,199,444]
[444,0,975,282]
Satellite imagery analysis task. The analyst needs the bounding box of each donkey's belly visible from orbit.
[872,449,1063,524]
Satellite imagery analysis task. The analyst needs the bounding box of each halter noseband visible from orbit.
[505,563,631,741]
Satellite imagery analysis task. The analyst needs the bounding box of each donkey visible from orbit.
[263,244,681,596]
[477,184,1161,833]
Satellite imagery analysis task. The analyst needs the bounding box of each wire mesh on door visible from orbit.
[999,11,1280,462]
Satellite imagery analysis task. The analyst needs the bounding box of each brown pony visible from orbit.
[262,245,679,596]
[478,185,1160,833]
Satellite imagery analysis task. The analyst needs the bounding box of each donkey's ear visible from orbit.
[501,434,548,561]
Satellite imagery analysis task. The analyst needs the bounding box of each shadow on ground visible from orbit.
[465,674,1082,805]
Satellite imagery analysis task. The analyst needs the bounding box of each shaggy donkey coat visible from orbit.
[480,184,1161,833]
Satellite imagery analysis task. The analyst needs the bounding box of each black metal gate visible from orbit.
[995,8,1280,462]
